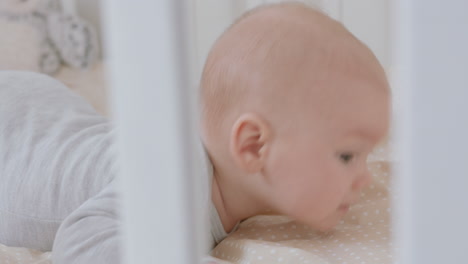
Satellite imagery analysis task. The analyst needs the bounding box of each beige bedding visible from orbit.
[0,65,393,264]
[211,159,392,264]
[0,244,51,264]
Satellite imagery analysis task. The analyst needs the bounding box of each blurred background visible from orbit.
[0,0,390,116]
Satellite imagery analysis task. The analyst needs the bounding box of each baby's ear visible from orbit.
[230,113,270,173]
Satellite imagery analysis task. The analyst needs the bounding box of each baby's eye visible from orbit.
[339,153,354,164]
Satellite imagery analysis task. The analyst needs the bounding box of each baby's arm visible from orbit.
[53,181,122,264]
[0,71,121,262]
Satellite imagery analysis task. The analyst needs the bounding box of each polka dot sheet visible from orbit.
[0,244,51,264]
[210,145,393,264]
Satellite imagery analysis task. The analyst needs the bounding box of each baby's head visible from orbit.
[201,3,390,231]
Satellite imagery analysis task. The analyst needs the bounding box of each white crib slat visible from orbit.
[392,1,468,263]
[103,1,201,263]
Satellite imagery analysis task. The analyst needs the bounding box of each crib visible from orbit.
[1,0,467,263]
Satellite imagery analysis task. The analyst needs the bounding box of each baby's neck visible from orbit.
[211,168,268,233]
[211,175,238,233]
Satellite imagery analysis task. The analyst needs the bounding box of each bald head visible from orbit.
[200,2,387,144]
[202,3,391,232]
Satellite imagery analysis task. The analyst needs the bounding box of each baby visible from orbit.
[204,2,389,235]
[0,2,389,264]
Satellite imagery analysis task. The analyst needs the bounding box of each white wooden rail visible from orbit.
[103,1,203,263]
[392,0,468,263]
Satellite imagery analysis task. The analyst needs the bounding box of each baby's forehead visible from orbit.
[326,90,389,138]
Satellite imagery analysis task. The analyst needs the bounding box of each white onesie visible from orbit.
[0,71,228,263]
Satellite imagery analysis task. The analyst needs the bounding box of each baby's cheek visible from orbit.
[286,194,330,225]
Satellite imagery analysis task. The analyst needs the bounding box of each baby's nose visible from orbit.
[352,167,373,191]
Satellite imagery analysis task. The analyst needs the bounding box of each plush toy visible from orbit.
[0,0,98,74]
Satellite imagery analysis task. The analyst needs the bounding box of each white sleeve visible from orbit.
[52,181,122,264]
[0,71,118,259]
